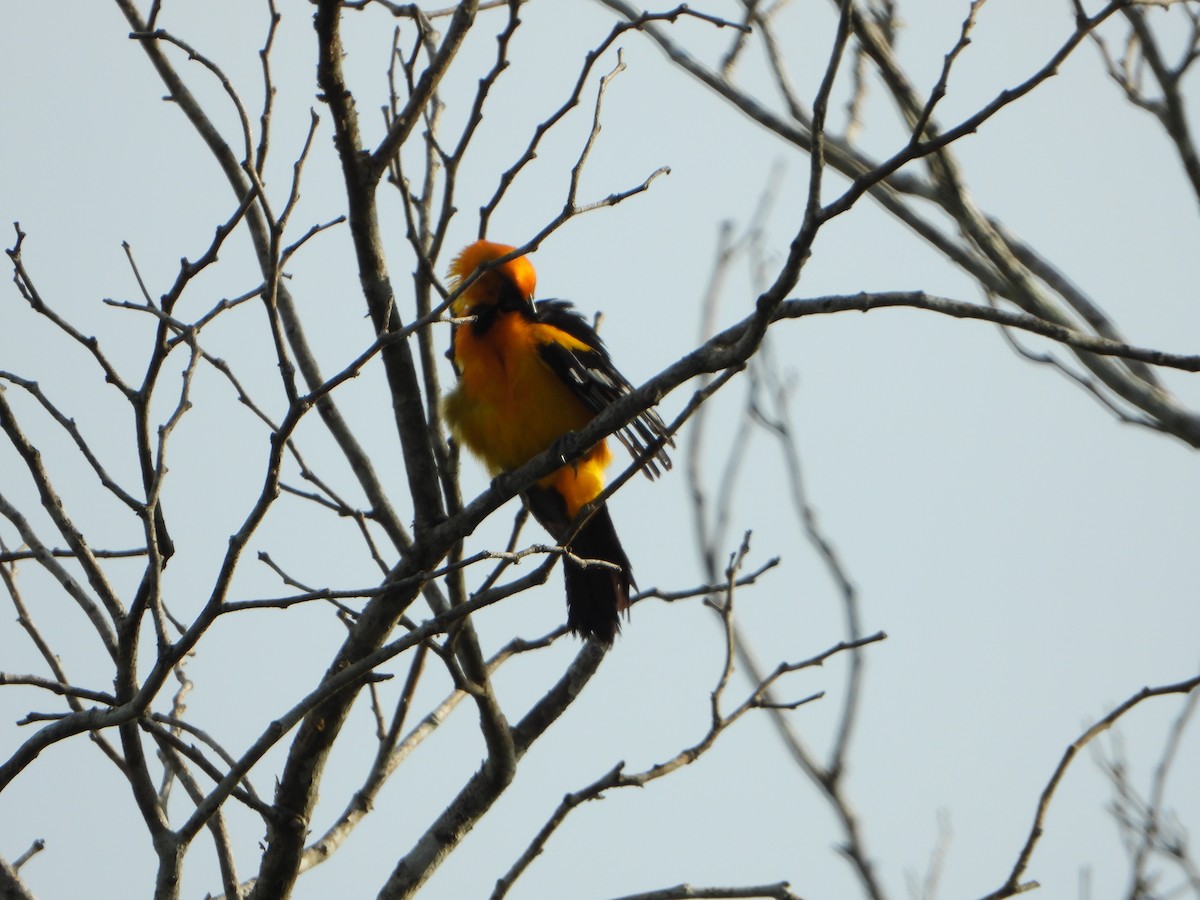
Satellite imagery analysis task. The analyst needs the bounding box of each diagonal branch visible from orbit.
[980,674,1200,900]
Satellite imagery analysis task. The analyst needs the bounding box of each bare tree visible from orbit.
[2,2,1197,899]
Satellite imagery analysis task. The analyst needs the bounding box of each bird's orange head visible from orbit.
[448,240,537,317]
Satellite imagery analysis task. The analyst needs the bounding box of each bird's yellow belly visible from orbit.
[444,320,611,488]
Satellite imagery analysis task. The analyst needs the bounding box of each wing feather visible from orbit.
[533,300,673,478]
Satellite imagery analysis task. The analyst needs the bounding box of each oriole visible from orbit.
[442,240,672,644]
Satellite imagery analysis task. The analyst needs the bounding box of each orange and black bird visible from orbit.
[442,240,672,645]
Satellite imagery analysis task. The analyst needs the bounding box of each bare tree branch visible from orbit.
[981,675,1200,900]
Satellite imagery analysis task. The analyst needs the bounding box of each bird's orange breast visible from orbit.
[444,313,611,516]
[446,315,587,470]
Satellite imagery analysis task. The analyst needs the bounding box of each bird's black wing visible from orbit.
[533,299,673,479]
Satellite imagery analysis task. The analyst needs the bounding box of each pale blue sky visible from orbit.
[2,2,1198,899]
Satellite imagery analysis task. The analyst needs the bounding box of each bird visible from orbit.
[441,239,672,645]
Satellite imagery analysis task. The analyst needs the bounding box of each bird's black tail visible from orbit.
[525,486,633,646]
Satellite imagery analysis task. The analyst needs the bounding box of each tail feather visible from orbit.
[562,504,632,645]
[525,486,633,646]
